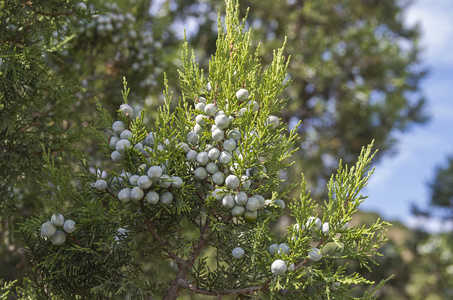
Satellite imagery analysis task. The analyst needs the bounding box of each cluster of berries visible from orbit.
[40,214,76,245]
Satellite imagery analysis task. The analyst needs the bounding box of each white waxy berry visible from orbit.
[241,176,252,189]
[219,151,232,164]
[231,205,245,217]
[236,89,249,102]
[196,114,207,125]
[119,103,134,118]
[322,222,330,235]
[278,243,291,255]
[118,188,131,202]
[194,123,203,135]
[238,108,247,117]
[247,100,259,112]
[186,150,198,163]
[246,196,260,211]
[223,139,236,152]
[94,179,108,191]
[222,195,235,208]
[211,124,219,132]
[75,2,87,10]
[41,221,57,237]
[160,192,173,205]
[308,248,322,261]
[63,220,76,233]
[271,260,287,276]
[199,97,207,103]
[204,103,217,116]
[111,150,125,162]
[197,152,209,165]
[146,191,160,204]
[120,129,132,140]
[306,217,322,230]
[228,129,241,141]
[112,121,126,134]
[171,176,183,188]
[274,199,285,209]
[266,115,279,129]
[147,166,163,180]
[110,136,120,148]
[269,243,278,256]
[215,114,230,129]
[51,231,67,245]
[159,175,172,188]
[342,221,350,230]
[215,110,225,117]
[178,142,190,153]
[51,214,65,226]
[129,175,139,186]
[205,162,218,174]
[131,187,144,201]
[244,210,257,221]
[208,148,220,161]
[195,102,206,111]
[235,192,248,205]
[254,195,265,208]
[137,175,152,189]
[194,167,208,180]
[212,172,225,185]
[232,247,245,259]
[289,263,295,272]
[116,139,131,154]
[187,131,199,145]
[225,175,240,189]
[145,133,155,146]
[212,129,224,142]
[207,82,212,92]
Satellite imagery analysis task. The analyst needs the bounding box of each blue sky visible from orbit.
[362,0,453,231]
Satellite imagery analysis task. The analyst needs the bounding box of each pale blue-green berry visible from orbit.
[118,188,131,202]
[197,152,209,165]
[271,259,287,276]
[238,107,247,117]
[246,196,260,211]
[119,103,133,118]
[196,114,207,125]
[278,243,291,255]
[129,175,139,186]
[160,191,173,205]
[134,143,144,152]
[116,139,131,154]
[147,166,163,180]
[274,199,285,209]
[208,148,220,161]
[159,175,172,188]
[306,217,322,230]
[266,115,279,129]
[186,150,198,163]
[187,131,199,145]
[227,129,241,141]
[205,162,218,174]
[212,172,225,185]
[225,175,239,189]
[331,282,341,291]
[253,194,265,208]
[342,221,350,230]
[75,2,87,10]
[194,124,203,135]
[145,133,155,146]
[223,139,236,152]
[247,100,259,112]
[244,210,257,221]
[269,243,278,256]
[232,247,245,259]
[111,150,125,162]
[131,187,144,201]
[137,175,152,189]
[212,189,224,200]
[207,82,212,92]
[195,102,206,111]
[94,179,108,191]
[289,263,295,272]
[204,103,217,116]
[178,142,190,153]
[51,214,65,226]
[110,136,120,148]
[199,96,207,103]
[171,176,183,188]
[308,248,322,261]
[236,89,249,102]
[322,222,330,235]
[146,191,160,204]
[205,144,214,151]
[222,195,235,208]
[212,128,224,142]
[112,121,125,134]
[215,114,230,129]
[219,151,232,164]
[51,230,67,245]
[63,220,76,233]
[215,110,225,117]
[120,129,132,139]
[231,205,245,217]
[241,176,251,189]
[234,192,248,205]
[211,124,219,132]
[194,167,207,180]
[41,221,56,237]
